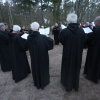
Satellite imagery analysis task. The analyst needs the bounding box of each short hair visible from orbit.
[66,13,77,24]
[13,25,21,31]
[94,16,100,23]
[0,23,5,29]
[30,22,40,31]
[55,23,58,26]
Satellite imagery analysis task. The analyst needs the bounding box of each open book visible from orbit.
[21,27,50,39]
[83,27,93,34]
[39,27,50,36]
[61,24,66,29]
[21,33,29,40]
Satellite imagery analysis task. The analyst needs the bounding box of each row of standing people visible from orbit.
[0,13,100,92]
[0,22,53,89]
[52,21,95,46]
[50,14,100,92]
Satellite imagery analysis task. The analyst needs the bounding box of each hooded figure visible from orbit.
[9,25,31,82]
[0,23,11,72]
[27,22,53,89]
[84,16,100,83]
[59,13,85,92]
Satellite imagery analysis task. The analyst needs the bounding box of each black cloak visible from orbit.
[59,23,85,92]
[9,33,31,82]
[84,26,100,83]
[27,31,53,89]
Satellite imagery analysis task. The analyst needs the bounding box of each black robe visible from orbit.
[59,23,85,92]
[52,26,60,45]
[27,31,53,89]
[9,33,31,82]
[84,26,100,83]
[0,30,11,72]
[83,26,93,48]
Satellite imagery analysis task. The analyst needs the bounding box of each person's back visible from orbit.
[59,13,85,92]
[84,16,100,83]
[0,23,11,72]
[27,22,53,89]
[10,25,31,82]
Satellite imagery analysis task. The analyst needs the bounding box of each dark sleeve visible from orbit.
[52,28,54,35]
[16,36,28,51]
[59,29,66,45]
[0,33,9,44]
[86,32,96,46]
[84,27,97,46]
[81,30,86,47]
[45,36,54,50]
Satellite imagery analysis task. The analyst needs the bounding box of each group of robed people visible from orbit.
[0,13,100,92]
[0,22,53,89]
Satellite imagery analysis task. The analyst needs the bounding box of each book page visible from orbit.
[21,33,29,39]
[61,24,66,29]
[39,27,50,35]
[83,27,93,34]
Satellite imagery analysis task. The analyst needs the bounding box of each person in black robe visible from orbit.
[0,23,11,72]
[28,29,33,34]
[27,22,53,89]
[59,13,85,92]
[52,23,60,45]
[20,26,27,36]
[83,16,100,83]
[10,25,31,82]
[83,22,93,48]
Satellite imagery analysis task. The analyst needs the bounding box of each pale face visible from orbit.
[55,23,58,27]
[5,25,8,29]
[22,26,25,29]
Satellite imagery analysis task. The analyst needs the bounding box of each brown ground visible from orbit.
[0,36,100,100]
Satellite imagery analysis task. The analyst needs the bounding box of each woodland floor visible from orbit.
[0,35,100,100]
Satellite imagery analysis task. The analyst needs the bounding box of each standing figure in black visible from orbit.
[84,16,100,83]
[10,25,31,82]
[59,13,85,92]
[20,26,26,36]
[52,23,60,45]
[27,22,53,89]
[0,23,11,72]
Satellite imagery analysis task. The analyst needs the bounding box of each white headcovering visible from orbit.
[13,25,21,31]
[67,13,77,24]
[30,22,40,31]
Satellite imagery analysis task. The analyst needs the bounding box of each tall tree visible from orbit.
[51,0,62,24]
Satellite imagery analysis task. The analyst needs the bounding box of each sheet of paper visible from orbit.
[39,29,45,35]
[44,27,50,35]
[21,33,29,39]
[83,27,93,34]
[61,24,66,29]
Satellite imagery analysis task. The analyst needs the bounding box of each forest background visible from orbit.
[0,0,100,29]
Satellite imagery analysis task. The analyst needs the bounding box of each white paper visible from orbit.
[39,27,50,36]
[21,33,29,39]
[44,27,50,35]
[39,29,45,35]
[61,24,66,29]
[83,27,93,34]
